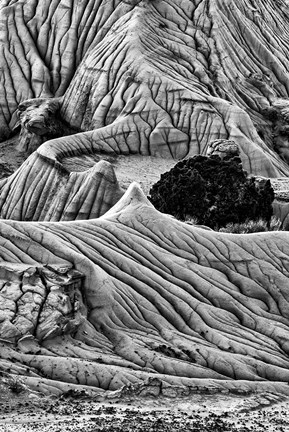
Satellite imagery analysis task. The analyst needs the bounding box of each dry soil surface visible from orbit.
[1,377,289,432]
[2,138,289,199]
[61,152,177,195]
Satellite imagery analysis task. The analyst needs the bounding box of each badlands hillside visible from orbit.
[2,0,289,402]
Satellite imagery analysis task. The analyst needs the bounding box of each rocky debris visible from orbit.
[0,136,25,176]
[0,384,288,432]
[0,161,13,179]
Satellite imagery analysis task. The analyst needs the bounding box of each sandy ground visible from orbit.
[0,137,177,194]
[61,152,177,195]
[1,376,289,432]
[1,137,289,198]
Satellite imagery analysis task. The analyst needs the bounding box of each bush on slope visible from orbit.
[148,155,275,229]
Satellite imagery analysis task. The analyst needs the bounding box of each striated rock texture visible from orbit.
[206,139,241,160]
[2,0,289,399]
[0,149,124,221]
[1,184,289,395]
[1,0,289,176]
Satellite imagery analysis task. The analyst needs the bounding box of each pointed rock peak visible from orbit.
[101,182,153,218]
[93,159,113,170]
[89,159,118,181]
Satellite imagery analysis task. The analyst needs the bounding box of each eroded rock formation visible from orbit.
[1,185,289,396]
[1,0,289,398]
[206,139,241,160]
[0,150,124,221]
[17,98,73,154]
[1,0,289,176]
[0,263,84,342]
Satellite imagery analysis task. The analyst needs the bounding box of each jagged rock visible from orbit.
[0,262,85,343]
[0,161,13,179]
[206,139,241,159]
[1,0,289,176]
[0,184,289,395]
[16,98,73,154]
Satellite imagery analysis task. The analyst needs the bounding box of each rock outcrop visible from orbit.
[2,0,289,398]
[206,139,241,160]
[0,148,124,221]
[1,185,289,395]
[16,98,73,154]
[1,0,289,176]
[0,262,84,343]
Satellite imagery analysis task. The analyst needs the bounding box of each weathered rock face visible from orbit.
[2,0,289,398]
[1,185,289,396]
[206,139,241,160]
[0,263,84,343]
[1,0,289,176]
[16,98,73,154]
[0,151,124,221]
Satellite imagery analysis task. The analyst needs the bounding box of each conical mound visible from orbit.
[0,192,289,395]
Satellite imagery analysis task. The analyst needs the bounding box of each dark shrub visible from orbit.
[148,155,274,229]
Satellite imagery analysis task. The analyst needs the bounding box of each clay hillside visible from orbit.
[1,0,289,398]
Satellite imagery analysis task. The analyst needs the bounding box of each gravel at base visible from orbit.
[0,389,289,432]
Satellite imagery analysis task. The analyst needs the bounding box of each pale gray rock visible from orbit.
[0,185,289,396]
[206,139,241,159]
[0,0,289,176]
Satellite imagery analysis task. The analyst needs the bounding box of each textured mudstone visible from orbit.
[0,185,289,395]
[0,262,84,343]
[0,0,289,176]
[1,0,289,399]
[0,155,124,221]
[206,140,241,160]
[17,98,73,154]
